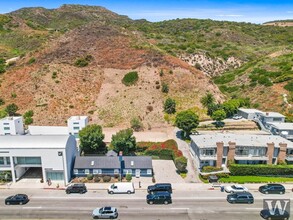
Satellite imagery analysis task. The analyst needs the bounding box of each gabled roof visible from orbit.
[74,156,120,169]
[123,156,152,169]
[74,156,153,169]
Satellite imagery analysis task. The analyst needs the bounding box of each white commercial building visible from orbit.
[67,116,89,138]
[0,135,77,184]
[0,117,24,135]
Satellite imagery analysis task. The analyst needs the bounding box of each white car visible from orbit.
[225,185,248,193]
[232,115,243,120]
[92,207,118,219]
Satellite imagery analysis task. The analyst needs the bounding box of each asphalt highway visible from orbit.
[0,188,291,220]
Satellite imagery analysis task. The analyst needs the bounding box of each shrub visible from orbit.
[229,164,293,176]
[103,175,111,182]
[161,82,169,93]
[164,98,176,114]
[152,176,156,183]
[52,72,57,79]
[87,174,94,180]
[75,58,88,67]
[284,81,293,92]
[23,110,34,118]
[122,71,139,86]
[126,173,132,182]
[94,176,100,182]
[24,117,33,125]
[130,117,143,131]
[175,156,187,172]
[0,98,4,106]
[28,57,36,64]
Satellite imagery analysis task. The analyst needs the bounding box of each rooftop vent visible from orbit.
[91,161,94,166]
[131,161,134,166]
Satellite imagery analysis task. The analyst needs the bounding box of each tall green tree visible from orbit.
[79,124,106,155]
[5,103,19,116]
[111,128,136,155]
[164,98,176,114]
[200,93,215,108]
[211,109,226,123]
[175,110,199,137]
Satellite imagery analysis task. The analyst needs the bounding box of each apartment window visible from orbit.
[3,123,9,125]
[73,122,79,125]
[6,157,10,165]
[273,118,282,122]
[93,169,102,174]
[4,133,10,135]
[114,169,119,174]
[0,157,4,165]
[74,169,78,174]
[73,127,80,130]
[4,127,10,130]
[147,169,152,175]
[201,149,215,156]
[85,169,89,174]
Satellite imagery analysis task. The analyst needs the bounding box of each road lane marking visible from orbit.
[22,206,42,209]
[170,208,190,210]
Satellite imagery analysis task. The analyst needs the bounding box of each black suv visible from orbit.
[147,183,172,194]
[227,192,254,204]
[259,184,285,194]
[146,191,172,205]
[66,183,87,194]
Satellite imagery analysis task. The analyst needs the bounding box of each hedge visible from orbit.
[229,164,293,176]
[202,166,223,173]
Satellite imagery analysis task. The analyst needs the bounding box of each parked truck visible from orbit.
[108,182,135,194]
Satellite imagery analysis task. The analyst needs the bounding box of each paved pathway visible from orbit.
[170,128,201,183]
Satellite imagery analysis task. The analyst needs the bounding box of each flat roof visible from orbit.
[260,112,285,118]
[28,126,68,135]
[190,133,293,148]
[0,116,22,121]
[238,108,262,114]
[68,116,88,120]
[0,135,73,149]
[267,122,293,130]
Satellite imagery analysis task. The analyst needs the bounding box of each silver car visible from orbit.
[92,207,118,219]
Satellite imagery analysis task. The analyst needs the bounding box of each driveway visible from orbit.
[152,160,184,183]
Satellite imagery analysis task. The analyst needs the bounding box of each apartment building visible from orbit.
[190,133,293,169]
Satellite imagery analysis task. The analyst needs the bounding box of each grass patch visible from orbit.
[180,173,187,178]
[122,71,138,86]
[219,176,293,184]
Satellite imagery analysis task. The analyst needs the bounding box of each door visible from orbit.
[135,169,140,177]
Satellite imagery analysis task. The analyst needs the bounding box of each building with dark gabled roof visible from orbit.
[73,156,153,177]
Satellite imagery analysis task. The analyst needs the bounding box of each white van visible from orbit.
[108,182,135,194]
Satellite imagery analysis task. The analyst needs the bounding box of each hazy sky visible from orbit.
[0,0,292,23]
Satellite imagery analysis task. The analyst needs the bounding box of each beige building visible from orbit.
[190,133,293,169]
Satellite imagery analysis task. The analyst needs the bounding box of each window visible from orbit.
[147,169,152,175]
[123,169,132,174]
[0,157,4,165]
[74,169,78,174]
[3,123,9,125]
[6,157,10,165]
[114,169,119,174]
[4,133,10,135]
[73,127,80,130]
[73,122,79,125]
[85,169,89,174]
[93,169,102,174]
[4,127,10,130]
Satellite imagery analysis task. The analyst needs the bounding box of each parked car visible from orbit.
[208,175,218,183]
[225,184,248,193]
[227,192,254,204]
[147,183,172,194]
[5,194,29,205]
[146,191,172,205]
[259,184,285,194]
[66,183,87,194]
[108,182,135,194]
[232,114,243,120]
[260,209,290,220]
[92,206,118,219]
